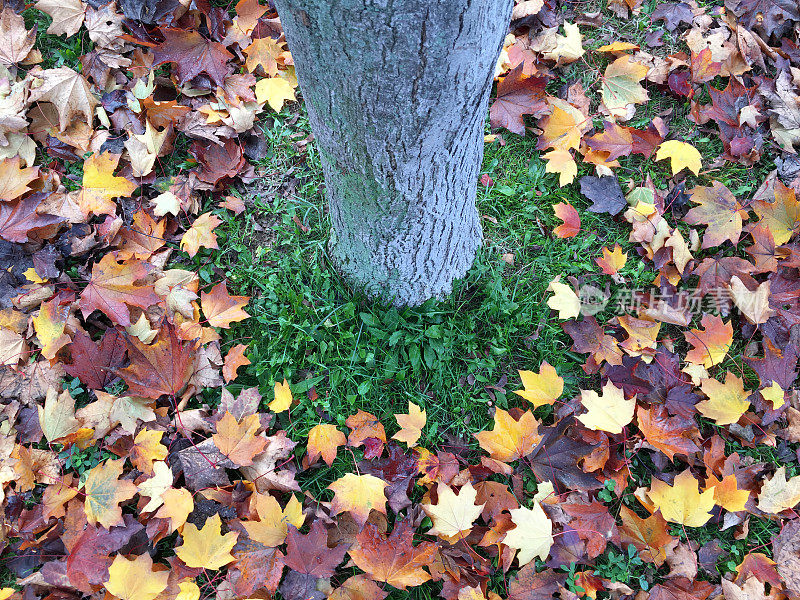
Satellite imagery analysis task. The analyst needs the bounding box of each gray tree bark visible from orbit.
[273,0,512,306]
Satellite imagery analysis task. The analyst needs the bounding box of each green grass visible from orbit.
[217,108,655,446]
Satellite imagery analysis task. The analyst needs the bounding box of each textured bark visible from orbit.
[273,0,512,306]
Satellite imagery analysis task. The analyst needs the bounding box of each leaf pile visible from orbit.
[1,0,800,600]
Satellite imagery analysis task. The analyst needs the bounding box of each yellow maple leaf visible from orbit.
[547,276,581,320]
[255,77,296,112]
[242,493,304,546]
[707,474,749,512]
[502,501,553,565]
[130,429,168,475]
[540,22,585,65]
[757,467,800,515]
[696,372,750,426]
[175,580,200,600]
[78,152,137,216]
[655,140,702,176]
[474,408,540,463]
[244,37,283,75]
[155,487,194,532]
[539,104,585,152]
[307,423,346,466]
[760,382,785,410]
[753,180,800,245]
[648,469,716,527]
[577,381,635,434]
[180,212,221,257]
[392,401,426,447]
[103,553,168,600]
[601,56,649,120]
[175,513,238,569]
[270,378,293,413]
[83,458,137,528]
[328,472,388,526]
[137,461,173,513]
[514,362,563,407]
[422,482,484,540]
[24,267,47,284]
[38,386,80,443]
[543,149,578,186]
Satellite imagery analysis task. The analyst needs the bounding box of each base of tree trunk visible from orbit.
[275,0,511,306]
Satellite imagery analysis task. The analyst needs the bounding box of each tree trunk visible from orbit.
[273,0,512,306]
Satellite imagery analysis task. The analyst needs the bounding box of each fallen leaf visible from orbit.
[79,254,159,327]
[152,29,233,86]
[547,277,581,319]
[684,314,733,368]
[601,56,649,120]
[515,361,564,407]
[103,553,168,600]
[648,469,716,527]
[242,493,304,547]
[328,473,388,526]
[306,423,346,466]
[475,408,540,462]
[223,343,250,382]
[578,381,635,434]
[697,372,750,425]
[28,67,98,132]
[255,77,296,112]
[83,459,137,528]
[595,244,628,276]
[349,520,437,589]
[213,411,267,466]
[707,474,750,512]
[201,281,250,328]
[489,65,548,134]
[580,175,627,215]
[685,182,745,248]
[180,212,221,257]
[619,506,673,566]
[175,513,238,569]
[392,401,426,447]
[422,482,484,539]
[503,501,553,565]
[757,467,800,514]
[284,520,348,577]
[552,201,581,238]
[270,379,293,413]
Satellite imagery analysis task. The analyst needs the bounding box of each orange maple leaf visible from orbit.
[684,313,733,368]
[306,423,346,466]
[201,281,250,328]
[474,408,540,463]
[213,411,267,466]
[0,157,40,201]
